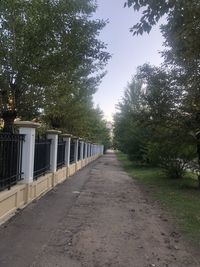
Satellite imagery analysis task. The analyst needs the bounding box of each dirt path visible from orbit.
[0,152,199,267]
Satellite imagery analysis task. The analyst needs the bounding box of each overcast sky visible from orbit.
[93,0,165,121]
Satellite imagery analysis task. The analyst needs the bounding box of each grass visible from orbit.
[116,151,200,246]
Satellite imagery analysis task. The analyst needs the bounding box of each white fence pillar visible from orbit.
[88,143,91,157]
[80,140,84,160]
[14,121,40,183]
[102,145,104,155]
[73,137,79,163]
[85,142,88,159]
[61,134,71,167]
[92,144,94,156]
[46,130,61,173]
[91,144,93,156]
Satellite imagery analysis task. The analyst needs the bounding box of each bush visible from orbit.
[147,141,196,179]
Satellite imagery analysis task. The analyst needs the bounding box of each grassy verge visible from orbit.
[116,151,200,246]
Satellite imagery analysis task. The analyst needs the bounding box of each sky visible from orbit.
[92,0,165,121]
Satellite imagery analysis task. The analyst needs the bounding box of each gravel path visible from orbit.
[0,151,199,267]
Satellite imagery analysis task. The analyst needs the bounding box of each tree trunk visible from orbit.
[2,110,17,134]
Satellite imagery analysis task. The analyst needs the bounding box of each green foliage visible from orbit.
[0,0,111,145]
[147,141,196,179]
[113,77,149,162]
[120,0,200,179]
[72,106,111,149]
[124,0,175,35]
[0,0,109,113]
[114,64,197,179]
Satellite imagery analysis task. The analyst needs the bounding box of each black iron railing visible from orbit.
[34,137,51,179]
[70,140,75,164]
[57,138,65,169]
[87,145,90,157]
[78,141,81,161]
[83,143,86,159]
[0,133,24,190]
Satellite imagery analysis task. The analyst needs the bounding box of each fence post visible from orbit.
[102,145,104,155]
[92,144,94,156]
[85,142,88,159]
[80,139,84,160]
[61,134,71,167]
[89,143,91,162]
[84,142,88,164]
[90,143,92,160]
[14,121,40,184]
[80,139,84,167]
[87,143,90,161]
[94,145,96,157]
[46,130,61,173]
[90,143,92,158]
[73,137,79,163]
[72,137,79,171]
[91,144,93,157]
[61,134,71,177]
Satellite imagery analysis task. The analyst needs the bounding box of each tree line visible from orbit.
[0,0,111,149]
[114,0,200,184]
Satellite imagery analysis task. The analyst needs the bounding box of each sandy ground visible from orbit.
[0,151,199,267]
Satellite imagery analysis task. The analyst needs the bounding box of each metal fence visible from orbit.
[78,141,81,161]
[70,140,75,164]
[57,138,65,169]
[83,143,86,159]
[0,133,24,190]
[87,145,90,157]
[34,137,51,179]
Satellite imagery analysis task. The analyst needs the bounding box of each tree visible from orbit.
[114,64,197,178]
[85,107,112,150]
[124,0,200,183]
[113,76,149,161]
[0,0,110,130]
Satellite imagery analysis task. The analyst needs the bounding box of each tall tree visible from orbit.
[114,64,197,178]
[124,0,200,182]
[0,0,110,127]
[113,76,148,161]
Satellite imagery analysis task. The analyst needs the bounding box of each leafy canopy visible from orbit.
[0,0,110,117]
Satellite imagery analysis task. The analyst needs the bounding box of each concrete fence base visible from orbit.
[0,155,100,224]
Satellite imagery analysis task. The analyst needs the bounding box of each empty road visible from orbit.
[0,152,199,267]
